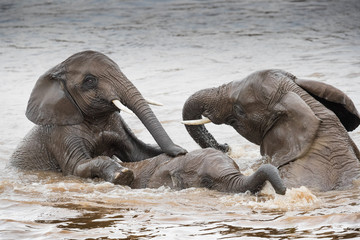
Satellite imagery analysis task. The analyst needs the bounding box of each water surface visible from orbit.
[1,0,360,239]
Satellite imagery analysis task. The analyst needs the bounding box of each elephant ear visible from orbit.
[26,65,84,126]
[261,92,321,167]
[295,78,360,131]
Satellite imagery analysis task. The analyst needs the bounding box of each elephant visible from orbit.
[9,51,286,195]
[10,50,187,184]
[182,69,360,191]
[121,148,286,195]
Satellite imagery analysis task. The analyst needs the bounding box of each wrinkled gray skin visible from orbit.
[183,69,360,191]
[123,148,286,195]
[9,51,286,195]
[10,50,187,184]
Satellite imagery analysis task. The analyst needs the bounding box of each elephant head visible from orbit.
[182,69,360,167]
[26,50,186,157]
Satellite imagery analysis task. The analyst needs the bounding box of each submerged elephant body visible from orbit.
[11,112,164,183]
[183,69,360,191]
[123,148,286,195]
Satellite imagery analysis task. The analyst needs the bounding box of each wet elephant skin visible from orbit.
[10,50,187,184]
[183,69,360,191]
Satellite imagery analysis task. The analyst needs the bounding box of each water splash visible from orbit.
[1,0,360,239]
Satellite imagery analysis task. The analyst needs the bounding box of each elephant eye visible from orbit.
[226,117,237,126]
[82,74,98,90]
[233,105,245,118]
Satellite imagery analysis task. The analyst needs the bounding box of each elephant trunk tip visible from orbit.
[250,164,286,195]
[260,164,287,195]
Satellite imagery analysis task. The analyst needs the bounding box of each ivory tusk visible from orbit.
[181,117,212,125]
[145,98,163,106]
[112,100,134,114]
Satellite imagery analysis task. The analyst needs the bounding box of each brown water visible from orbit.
[1,0,360,239]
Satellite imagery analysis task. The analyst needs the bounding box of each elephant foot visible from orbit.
[111,168,134,186]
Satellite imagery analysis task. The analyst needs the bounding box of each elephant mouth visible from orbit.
[112,99,163,115]
[276,158,298,169]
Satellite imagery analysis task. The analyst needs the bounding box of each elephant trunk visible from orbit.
[112,71,186,157]
[182,84,232,152]
[228,164,286,195]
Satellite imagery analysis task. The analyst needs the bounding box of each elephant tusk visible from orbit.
[145,98,163,106]
[181,117,212,125]
[112,100,134,114]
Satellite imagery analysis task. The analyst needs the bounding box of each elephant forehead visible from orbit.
[230,70,290,109]
[64,51,119,75]
[260,78,282,102]
[229,79,262,106]
[258,71,292,105]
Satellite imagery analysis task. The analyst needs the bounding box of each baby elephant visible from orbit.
[121,148,286,195]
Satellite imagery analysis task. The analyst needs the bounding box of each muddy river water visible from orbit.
[1,0,360,239]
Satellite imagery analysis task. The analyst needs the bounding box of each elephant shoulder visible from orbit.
[295,78,360,131]
[9,126,60,170]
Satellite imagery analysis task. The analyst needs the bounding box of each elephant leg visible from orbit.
[73,156,134,185]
